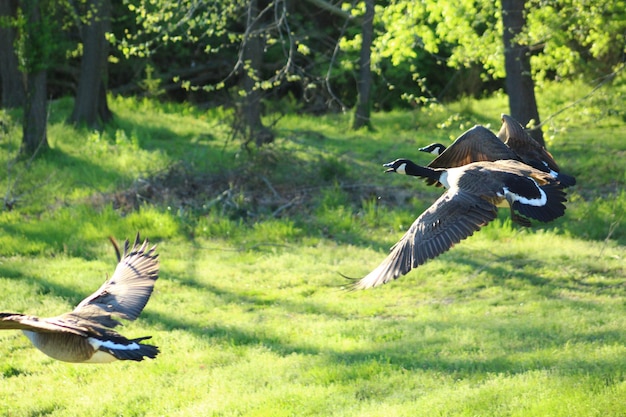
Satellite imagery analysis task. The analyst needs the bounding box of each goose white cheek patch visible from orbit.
[429,147,443,155]
[396,163,407,175]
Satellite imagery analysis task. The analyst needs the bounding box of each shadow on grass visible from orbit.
[330,322,626,379]
[107,110,232,171]
[136,239,626,386]
[2,235,623,387]
[0,217,106,259]
[141,299,626,383]
[442,247,626,300]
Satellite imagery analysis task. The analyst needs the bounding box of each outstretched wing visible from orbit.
[74,233,159,323]
[497,114,556,166]
[428,125,520,170]
[0,312,89,336]
[350,190,498,290]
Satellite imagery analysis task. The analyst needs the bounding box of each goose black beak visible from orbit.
[383,162,396,173]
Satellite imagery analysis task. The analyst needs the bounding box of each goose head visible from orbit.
[418,143,446,155]
[383,159,411,175]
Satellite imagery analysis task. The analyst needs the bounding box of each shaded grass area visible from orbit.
[0,80,625,416]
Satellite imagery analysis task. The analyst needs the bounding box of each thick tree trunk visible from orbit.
[21,1,49,156]
[70,0,113,128]
[0,0,25,108]
[22,70,48,156]
[352,0,374,130]
[239,0,273,147]
[501,0,544,146]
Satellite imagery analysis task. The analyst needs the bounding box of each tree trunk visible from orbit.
[70,0,113,128]
[501,0,544,146]
[352,0,374,130]
[21,1,49,156]
[0,0,25,108]
[239,0,273,147]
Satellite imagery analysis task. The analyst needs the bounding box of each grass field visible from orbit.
[0,80,625,416]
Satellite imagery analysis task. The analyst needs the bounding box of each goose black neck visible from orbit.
[403,160,442,181]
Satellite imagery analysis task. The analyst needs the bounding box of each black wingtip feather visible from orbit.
[104,336,160,361]
[108,236,122,262]
[338,272,363,292]
[557,172,576,187]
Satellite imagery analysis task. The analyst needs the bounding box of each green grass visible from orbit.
[0,79,625,416]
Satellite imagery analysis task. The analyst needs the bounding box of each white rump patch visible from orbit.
[501,185,547,206]
[85,337,141,363]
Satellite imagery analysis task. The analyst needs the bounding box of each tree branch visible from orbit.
[303,0,358,23]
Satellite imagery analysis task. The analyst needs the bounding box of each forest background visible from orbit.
[1,0,624,153]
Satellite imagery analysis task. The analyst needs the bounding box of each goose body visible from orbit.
[0,234,159,363]
[350,159,567,290]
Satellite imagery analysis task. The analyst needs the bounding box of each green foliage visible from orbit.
[13,1,74,74]
[375,0,504,80]
[375,0,626,101]
[526,0,626,80]
[4,0,625,125]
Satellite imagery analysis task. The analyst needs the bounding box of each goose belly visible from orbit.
[495,199,510,208]
[83,350,118,363]
[22,330,95,363]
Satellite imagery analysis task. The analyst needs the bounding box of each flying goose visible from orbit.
[350,159,567,290]
[0,234,159,363]
[419,125,520,187]
[418,120,576,187]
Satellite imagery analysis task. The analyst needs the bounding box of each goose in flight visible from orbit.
[0,234,159,363]
[418,119,576,187]
[350,159,567,290]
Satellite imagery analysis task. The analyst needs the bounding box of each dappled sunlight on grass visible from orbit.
[0,89,625,415]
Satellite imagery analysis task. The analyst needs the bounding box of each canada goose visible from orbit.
[418,120,576,187]
[497,114,576,186]
[350,159,567,290]
[419,125,521,187]
[0,234,159,363]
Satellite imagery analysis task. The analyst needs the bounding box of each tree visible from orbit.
[115,0,274,146]
[375,0,625,136]
[352,0,374,130]
[237,0,274,147]
[501,0,543,145]
[0,0,25,108]
[70,0,113,128]
[20,0,49,156]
